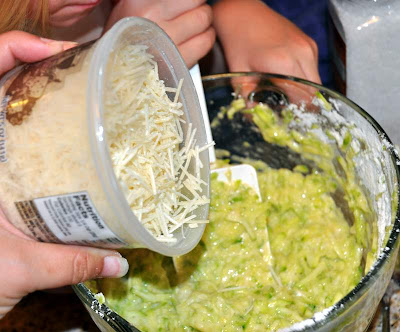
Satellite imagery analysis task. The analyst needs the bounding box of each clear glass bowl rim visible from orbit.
[74,72,400,331]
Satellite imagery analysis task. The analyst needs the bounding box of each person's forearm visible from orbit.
[212,0,284,52]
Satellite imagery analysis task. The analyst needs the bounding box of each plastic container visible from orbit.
[74,73,400,332]
[0,17,210,256]
[329,0,400,145]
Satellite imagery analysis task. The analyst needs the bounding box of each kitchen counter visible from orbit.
[1,272,400,332]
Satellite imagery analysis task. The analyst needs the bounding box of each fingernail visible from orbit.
[101,256,129,278]
[39,37,58,44]
[39,38,78,54]
[62,41,78,51]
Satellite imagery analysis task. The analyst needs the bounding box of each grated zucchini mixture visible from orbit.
[89,98,376,331]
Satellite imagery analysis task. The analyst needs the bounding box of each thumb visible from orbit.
[0,30,77,76]
[20,241,129,292]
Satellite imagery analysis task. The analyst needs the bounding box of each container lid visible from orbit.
[87,17,210,256]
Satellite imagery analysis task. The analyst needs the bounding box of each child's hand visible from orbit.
[0,32,129,319]
[214,0,321,84]
[106,0,215,68]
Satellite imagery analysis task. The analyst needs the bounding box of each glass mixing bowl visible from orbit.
[73,73,400,332]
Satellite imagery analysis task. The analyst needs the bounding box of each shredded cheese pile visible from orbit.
[104,45,211,242]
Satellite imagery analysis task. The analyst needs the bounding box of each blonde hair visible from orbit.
[0,0,49,35]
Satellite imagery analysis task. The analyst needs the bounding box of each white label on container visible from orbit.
[0,95,9,163]
[28,191,126,247]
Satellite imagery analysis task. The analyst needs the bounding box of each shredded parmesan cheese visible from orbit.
[104,45,209,242]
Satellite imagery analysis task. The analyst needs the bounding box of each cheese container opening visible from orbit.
[0,17,210,256]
